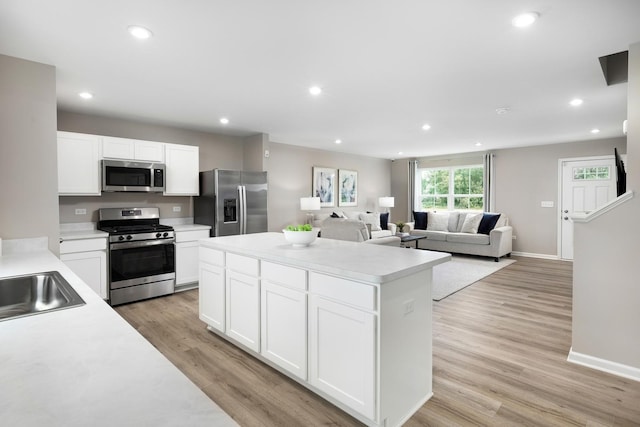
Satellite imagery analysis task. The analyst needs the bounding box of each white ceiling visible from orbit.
[1,0,639,159]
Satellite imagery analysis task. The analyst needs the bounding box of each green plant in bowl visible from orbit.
[285,224,313,231]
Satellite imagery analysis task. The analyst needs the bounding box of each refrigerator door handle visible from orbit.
[238,185,247,234]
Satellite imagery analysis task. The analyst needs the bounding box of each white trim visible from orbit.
[567,347,640,382]
[557,154,615,260]
[571,191,634,223]
[511,251,562,260]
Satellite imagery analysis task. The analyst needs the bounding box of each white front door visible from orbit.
[560,157,616,260]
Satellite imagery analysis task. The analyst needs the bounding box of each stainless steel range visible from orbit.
[98,207,175,306]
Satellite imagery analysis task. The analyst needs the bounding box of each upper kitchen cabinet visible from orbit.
[103,136,165,162]
[164,143,199,196]
[58,131,102,195]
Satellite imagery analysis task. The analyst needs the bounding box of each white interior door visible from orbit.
[560,157,616,260]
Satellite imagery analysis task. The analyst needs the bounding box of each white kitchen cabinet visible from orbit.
[57,131,102,195]
[199,247,225,332]
[164,143,199,196]
[102,136,164,162]
[261,262,307,380]
[308,293,376,420]
[175,229,210,288]
[225,254,260,352]
[60,238,108,299]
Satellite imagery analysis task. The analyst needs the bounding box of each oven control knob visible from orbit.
[156,233,162,238]
[163,232,169,238]
[118,235,125,241]
[126,235,132,240]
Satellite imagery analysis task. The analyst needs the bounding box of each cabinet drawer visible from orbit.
[261,261,307,291]
[226,253,259,276]
[60,238,107,254]
[175,229,210,243]
[309,272,376,311]
[200,247,224,266]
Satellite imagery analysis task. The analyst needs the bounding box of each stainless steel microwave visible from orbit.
[102,160,165,193]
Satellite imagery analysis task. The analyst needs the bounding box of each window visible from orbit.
[573,166,610,180]
[418,165,484,211]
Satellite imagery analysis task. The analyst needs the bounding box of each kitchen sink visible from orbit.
[0,271,85,322]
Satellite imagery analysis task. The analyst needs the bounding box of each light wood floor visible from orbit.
[115,257,640,426]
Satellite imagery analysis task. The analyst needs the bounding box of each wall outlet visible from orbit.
[512,235,517,240]
[541,201,554,208]
[264,149,270,158]
[75,208,87,215]
[403,299,415,316]
[172,206,181,212]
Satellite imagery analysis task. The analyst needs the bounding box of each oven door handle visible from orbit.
[110,239,175,250]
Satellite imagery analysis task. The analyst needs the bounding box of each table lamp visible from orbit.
[300,196,321,225]
[378,196,394,213]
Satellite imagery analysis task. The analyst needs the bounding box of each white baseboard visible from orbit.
[511,251,561,260]
[567,348,640,382]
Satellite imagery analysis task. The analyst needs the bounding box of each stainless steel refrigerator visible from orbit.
[194,169,268,237]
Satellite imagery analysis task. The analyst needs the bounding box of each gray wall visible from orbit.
[0,55,59,254]
[57,110,247,222]
[267,141,392,231]
[391,137,626,257]
[571,41,640,374]
[493,137,625,256]
[57,111,392,231]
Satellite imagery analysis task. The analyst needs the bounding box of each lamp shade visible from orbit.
[379,197,395,208]
[300,196,321,211]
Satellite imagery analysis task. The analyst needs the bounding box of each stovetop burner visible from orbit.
[100,224,174,235]
[97,207,175,243]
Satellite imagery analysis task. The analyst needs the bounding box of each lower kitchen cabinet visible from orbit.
[308,294,376,420]
[226,268,260,352]
[60,238,108,299]
[175,229,211,288]
[261,262,307,380]
[199,247,225,332]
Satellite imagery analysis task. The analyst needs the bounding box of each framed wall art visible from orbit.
[312,167,336,207]
[338,169,358,207]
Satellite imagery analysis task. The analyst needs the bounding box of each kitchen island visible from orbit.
[0,244,237,427]
[199,232,450,427]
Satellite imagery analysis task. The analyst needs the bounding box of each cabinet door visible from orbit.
[57,132,101,195]
[261,280,307,380]
[164,143,199,196]
[134,140,164,162]
[226,270,260,352]
[309,295,376,419]
[102,136,135,159]
[199,262,225,332]
[176,241,200,285]
[60,251,107,299]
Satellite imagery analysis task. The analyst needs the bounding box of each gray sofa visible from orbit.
[320,218,401,246]
[406,211,512,261]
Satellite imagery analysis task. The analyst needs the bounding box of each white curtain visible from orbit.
[408,160,418,220]
[483,153,495,212]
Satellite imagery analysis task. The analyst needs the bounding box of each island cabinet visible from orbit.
[198,233,450,427]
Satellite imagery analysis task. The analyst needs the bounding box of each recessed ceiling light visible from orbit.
[335,139,342,144]
[590,128,600,134]
[512,12,539,28]
[475,142,483,147]
[128,25,153,40]
[496,107,509,115]
[219,117,229,125]
[309,86,322,96]
[78,92,93,100]
[570,98,584,107]
[398,151,403,156]
[421,124,431,131]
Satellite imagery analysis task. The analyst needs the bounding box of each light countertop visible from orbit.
[201,232,450,283]
[172,223,212,232]
[0,250,237,427]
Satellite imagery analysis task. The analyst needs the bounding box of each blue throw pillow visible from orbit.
[413,211,428,230]
[379,212,389,230]
[478,213,501,235]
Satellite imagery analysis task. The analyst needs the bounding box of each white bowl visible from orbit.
[282,229,317,247]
